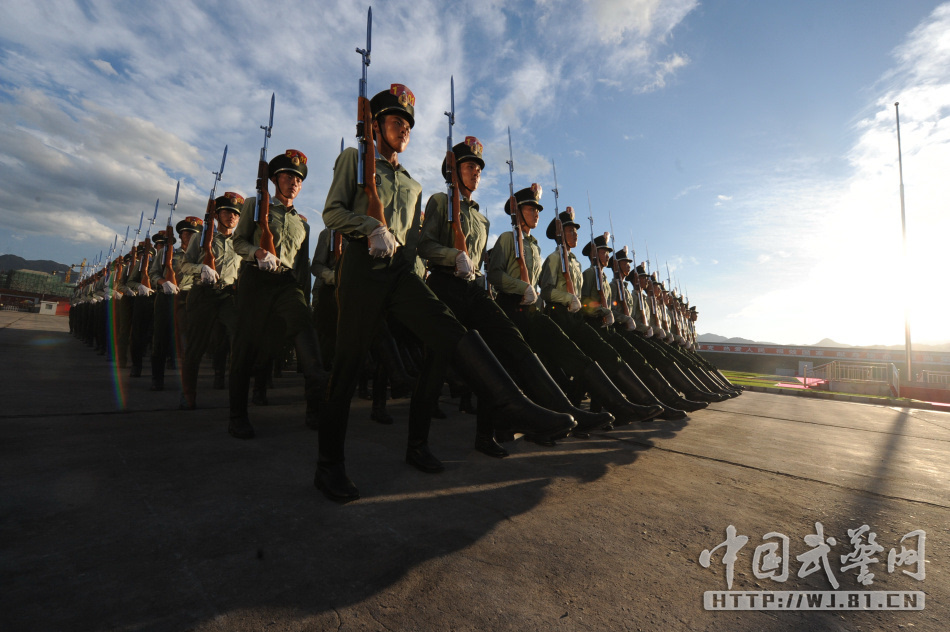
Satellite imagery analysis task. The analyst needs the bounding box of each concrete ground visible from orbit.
[1,311,947,631]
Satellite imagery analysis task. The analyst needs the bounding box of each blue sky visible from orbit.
[1,0,947,346]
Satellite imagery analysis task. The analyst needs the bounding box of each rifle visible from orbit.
[201,145,228,272]
[586,192,609,326]
[444,76,467,254]
[162,181,180,287]
[644,243,660,326]
[331,138,344,260]
[551,161,575,294]
[607,211,630,319]
[139,199,159,291]
[356,7,386,227]
[506,127,529,283]
[254,94,276,257]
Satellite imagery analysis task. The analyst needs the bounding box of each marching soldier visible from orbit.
[229,148,326,439]
[631,270,735,401]
[149,217,201,391]
[318,84,574,502]
[311,226,344,370]
[419,136,613,457]
[578,237,693,418]
[525,206,670,423]
[179,193,244,410]
[148,229,177,390]
[606,249,707,412]
[128,241,156,378]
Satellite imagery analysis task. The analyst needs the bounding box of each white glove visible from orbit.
[567,294,582,313]
[644,326,654,338]
[455,251,474,279]
[125,286,137,296]
[200,265,219,283]
[104,289,114,299]
[623,314,636,331]
[368,226,397,258]
[320,268,336,286]
[137,284,154,296]
[257,250,280,272]
[161,281,179,295]
[521,284,538,305]
[604,310,615,326]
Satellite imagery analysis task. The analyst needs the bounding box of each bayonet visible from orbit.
[167,180,180,226]
[445,75,456,223]
[356,6,372,187]
[254,94,275,222]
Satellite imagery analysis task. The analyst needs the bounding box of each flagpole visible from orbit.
[895,102,913,382]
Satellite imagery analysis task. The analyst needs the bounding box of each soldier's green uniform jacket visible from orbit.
[126,247,153,286]
[233,197,308,270]
[148,247,193,291]
[310,227,340,292]
[538,249,582,307]
[181,231,241,287]
[323,147,423,257]
[632,287,652,333]
[418,192,490,274]
[581,265,613,321]
[488,231,541,296]
[609,276,634,320]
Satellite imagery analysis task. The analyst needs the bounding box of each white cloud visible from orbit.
[91,59,118,76]
[674,184,700,199]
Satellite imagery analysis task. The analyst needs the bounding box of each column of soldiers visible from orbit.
[69,81,740,505]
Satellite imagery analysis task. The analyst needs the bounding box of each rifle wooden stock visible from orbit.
[201,197,216,270]
[331,230,343,261]
[612,260,630,318]
[445,151,467,254]
[256,159,276,257]
[140,240,153,291]
[555,218,575,295]
[163,226,177,286]
[359,96,386,226]
[511,198,530,283]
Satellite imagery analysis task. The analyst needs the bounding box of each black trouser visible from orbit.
[151,291,176,375]
[494,295,593,379]
[130,294,155,372]
[229,264,320,419]
[320,244,466,463]
[542,303,625,374]
[116,295,133,368]
[182,284,236,400]
[312,283,338,371]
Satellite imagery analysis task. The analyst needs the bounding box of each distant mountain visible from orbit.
[700,333,950,353]
[812,338,851,348]
[0,254,70,274]
[697,334,778,345]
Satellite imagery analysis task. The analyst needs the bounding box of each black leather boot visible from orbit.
[515,354,614,434]
[583,363,663,424]
[474,401,508,458]
[315,461,359,502]
[640,370,708,413]
[453,331,576,441]
[662,362,725,403]
[609,363,687,421]
[406,440,445,473]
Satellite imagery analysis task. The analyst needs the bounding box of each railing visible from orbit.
[920,370,950,386]
[805,360,901,397]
